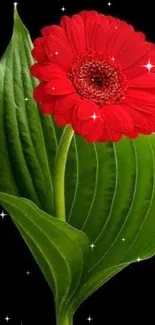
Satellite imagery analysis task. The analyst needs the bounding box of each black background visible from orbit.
[1,0,155,324]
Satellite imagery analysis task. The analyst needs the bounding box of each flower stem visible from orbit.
[54,124,74,221]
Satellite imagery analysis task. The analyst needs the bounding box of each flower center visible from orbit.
[68,51,128,106]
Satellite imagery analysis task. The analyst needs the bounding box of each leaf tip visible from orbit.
[13,2,18,15]
[13,2,29,35]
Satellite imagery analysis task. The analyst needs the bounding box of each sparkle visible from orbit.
[90,243,96,249]
[122,238,125,241]
[91,113,99,121]
[61,6,66,12]
[24,98,29,101]
[115,26,118,29]
[143,59,155,73]
[0,210,7,220]
[4,316,11,322]
[111,56,115,62]
[87,316,93,322]
[14,2,18,9]
[26,270,31,276]
[52,87,55,90]
[107,1,112,6]
[55,51,59,55]
[137,257,141,262]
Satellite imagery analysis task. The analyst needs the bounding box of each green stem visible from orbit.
[63,316,73,325]
[57,314,73,325]
[54,124,74,221]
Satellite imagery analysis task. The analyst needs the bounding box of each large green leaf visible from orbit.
[0,192,90,325]
[1,6,155,325]
[0,8,60,216]
[65,134,155,310]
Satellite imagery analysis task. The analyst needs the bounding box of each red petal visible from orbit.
[72,99,102,138]
[129,73,155,93]
[105,126,123,142]
[41,98,56,114]
[60,15,86,55]
[125,104,155,134]
[75,99,100,120]
[41,26,54,36]
[54,111,72,126]
[100,104,134,134]
[31,63,67,81]
[78,11,110,52]
[44,26,73,71]
[84,119,104,142]
[98,124,122,142]
[104,23,149,63]
[32,38,47,62]
[33,82,47,102]
[54,93,80,114]
[122,47,155,79]
[45,79,74,96]
[126,89,155,114]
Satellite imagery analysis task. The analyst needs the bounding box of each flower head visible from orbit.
[31,11,155,142]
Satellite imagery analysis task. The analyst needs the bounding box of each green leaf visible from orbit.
[65,134,155,310]
[0,192,90,325]
[0,8,60,216]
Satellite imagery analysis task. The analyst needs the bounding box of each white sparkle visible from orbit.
[26,270,31,276]
[55,51,59,55]
[52,87,55,90]
[137,257,141,262]
[143,59,155,73]
[61,6,66,12]
[91,113,99,121]
[24,98,29,101]
[122,238,125,242]
[0,210,7,220]
[4,316,11,322]
[107,1,112,6]
[90,243,96,249]
[115,26,118,29]
[87,316,93,322]
[111,56,115,62]
[14,2,18,9]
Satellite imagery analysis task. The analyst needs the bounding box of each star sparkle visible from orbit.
[107,1,112,6]
[55,51,59,55]
[4,316,11,322]
[0,210,7,220]
[122,238,125,242]
[24,97,29,101]
[26,270,31,276]
[143,59,155,73]
[14,2,18,9]
[61,6,66,12]
[91,113,99,121]
[137,257,141,262]
[90,243,96,249]
[87,316,93,322]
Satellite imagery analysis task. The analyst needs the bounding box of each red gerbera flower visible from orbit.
[31,10,155,142]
